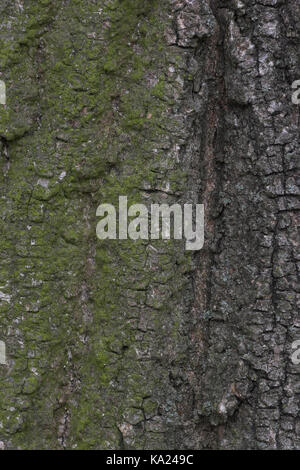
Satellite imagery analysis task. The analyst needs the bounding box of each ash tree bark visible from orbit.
[0,0,299,450]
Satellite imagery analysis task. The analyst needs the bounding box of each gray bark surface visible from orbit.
[0,0,299,450]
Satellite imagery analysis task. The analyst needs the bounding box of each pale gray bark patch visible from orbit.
[0,341,6,365]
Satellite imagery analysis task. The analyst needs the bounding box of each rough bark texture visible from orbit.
[0,0,299,450]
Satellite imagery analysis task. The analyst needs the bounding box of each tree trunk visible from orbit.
[0,0,299,450]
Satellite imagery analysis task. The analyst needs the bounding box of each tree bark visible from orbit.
[0,0,299,450]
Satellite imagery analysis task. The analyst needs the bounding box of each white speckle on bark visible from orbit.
[0,291,11,303]
[37,178,50,188]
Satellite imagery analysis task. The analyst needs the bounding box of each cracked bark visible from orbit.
[0,0,299,450]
